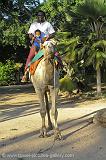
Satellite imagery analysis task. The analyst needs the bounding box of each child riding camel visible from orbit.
[21,29,47,82]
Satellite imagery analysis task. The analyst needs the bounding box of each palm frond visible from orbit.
[77,45,88,59]
[85,50,96,66]
[92,40,106,47]
[91,40,106,52]
[77,0,106,19]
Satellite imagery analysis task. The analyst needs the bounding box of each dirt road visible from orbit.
[0,84,106,160]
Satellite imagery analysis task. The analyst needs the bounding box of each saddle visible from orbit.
[29,49,63,75]
[30,57,43,75]
[29,49,44,75]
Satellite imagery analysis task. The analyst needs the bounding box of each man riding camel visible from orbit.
[21,10,55,82]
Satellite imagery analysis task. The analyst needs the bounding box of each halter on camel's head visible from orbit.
[42,40,56,60]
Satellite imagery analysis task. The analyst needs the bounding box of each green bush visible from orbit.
[0,60,16,85]
[59,75,77,92]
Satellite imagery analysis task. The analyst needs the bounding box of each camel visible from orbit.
[30,41,62,140]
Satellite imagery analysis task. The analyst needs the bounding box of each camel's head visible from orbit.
[43,40,56,58]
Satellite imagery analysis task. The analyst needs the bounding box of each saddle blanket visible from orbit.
[30,57,43,75]
[29,49,63,75]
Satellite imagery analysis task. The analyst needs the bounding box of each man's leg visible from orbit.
[21,45,38,82]
[25,45,37,70]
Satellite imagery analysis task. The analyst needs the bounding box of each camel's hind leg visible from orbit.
[36,90,48,138]
[49,86,62,140]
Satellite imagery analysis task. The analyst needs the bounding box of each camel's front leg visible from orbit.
[36,90,48,138]
[50,86,62,140]
[44,91,53,131]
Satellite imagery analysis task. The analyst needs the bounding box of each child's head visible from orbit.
[35,29,41,37]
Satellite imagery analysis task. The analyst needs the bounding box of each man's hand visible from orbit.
[46,33,55,41]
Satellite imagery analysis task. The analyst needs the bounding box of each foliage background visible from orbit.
[0,0,106,92]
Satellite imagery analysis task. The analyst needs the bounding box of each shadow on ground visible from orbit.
[0,84,35,95]
[0,109,99,149]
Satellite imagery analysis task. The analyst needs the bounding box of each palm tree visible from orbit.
[56,32,79,77]
[77,0,106,96]
[86,40,106,95]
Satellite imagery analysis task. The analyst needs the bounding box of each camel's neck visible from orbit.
[43,51,53,66]
[42,52,54,75]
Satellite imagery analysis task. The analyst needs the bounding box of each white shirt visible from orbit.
[28,21,55,36]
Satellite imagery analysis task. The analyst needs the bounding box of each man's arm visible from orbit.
[29,33,34,40]
[46,33,55,41]
[48,33,55,39]
[28,33,35,45]
[46,22,55,40]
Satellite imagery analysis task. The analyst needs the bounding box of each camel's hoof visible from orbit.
[39,134,49,138]
[39,132,49,138]
[39,134,44,138]
[54,129,62,141]
[39,127,48,138]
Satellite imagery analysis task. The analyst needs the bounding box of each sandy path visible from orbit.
[0,84,106,160]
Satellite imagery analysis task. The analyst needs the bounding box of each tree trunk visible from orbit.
[96,67,101,96]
